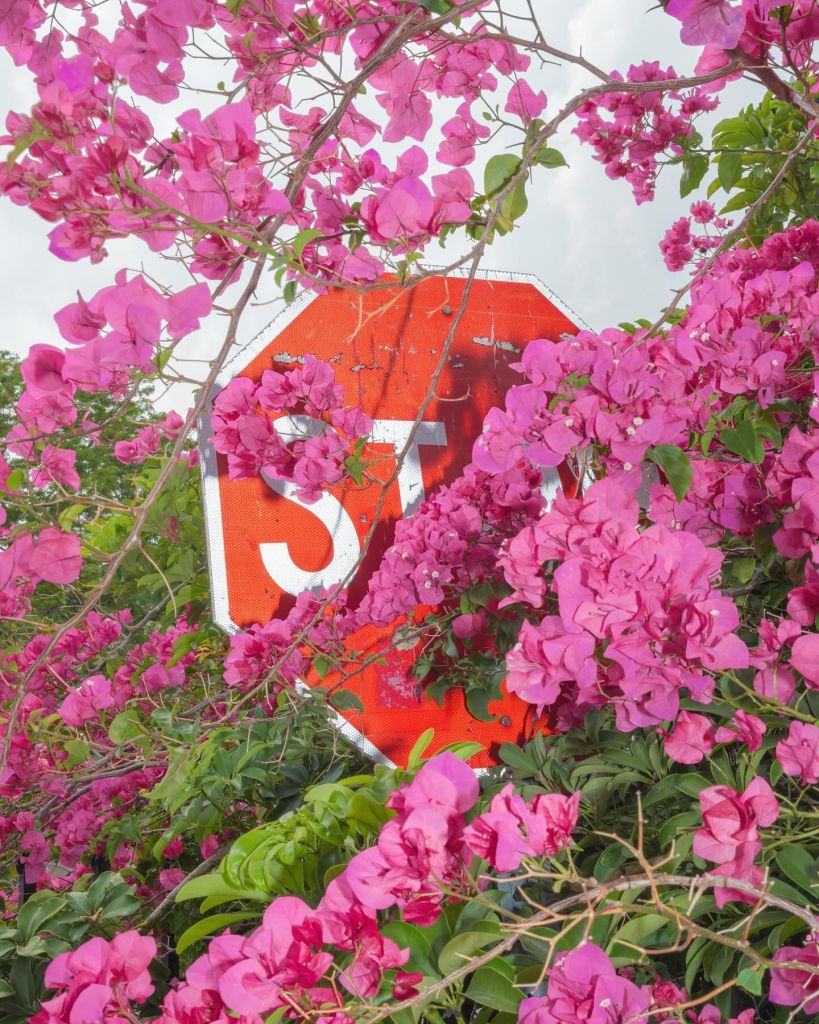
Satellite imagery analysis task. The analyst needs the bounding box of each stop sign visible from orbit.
[200,270,584,768]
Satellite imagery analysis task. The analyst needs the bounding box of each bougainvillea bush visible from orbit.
[1,0,819,1021]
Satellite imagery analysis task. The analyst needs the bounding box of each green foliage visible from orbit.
[678,90,819,239]
[176,768,396,915]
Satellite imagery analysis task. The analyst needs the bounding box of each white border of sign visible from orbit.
[197,268,588,766]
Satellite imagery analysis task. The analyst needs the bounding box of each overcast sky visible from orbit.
[0,0,761,410]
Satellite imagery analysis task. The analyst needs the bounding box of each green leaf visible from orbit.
[594,842,632,882]
[501,180,528,223]
[6,122,47,170]
[721,189,761,214]
[176,912,258,954]
[718,151,743,191]
[608,913,670,958]
[58,504,85,532]
[728,557,756,585]
[438,921,502,976]
[466,685,498,723]
[659,810,701,848]
[381,922,440,978]
[498,743,537,773]
[465,961,522,1013]
[5,468,24,491]
[329,689,364,713]
[108,709,143,747]
[168,629,202,665]
[407,728,435,770]
[312,654,331,680]
[291,229,323,259]
[175,870,267,906]
[647,445,693,501]
[435,740,485,762]
[680,154,709,197]
[416,0,452,12]
[15,936,48,957]
[63,740,90,769]
[484,155,521,198]
[775,845,818,896]
[676,773,711,798]
[155,345,174,372]
[17,893,66,943]
[644,773,687,810]
[737,967,764,995]
[720,419,764,463]
[534,146,567,169]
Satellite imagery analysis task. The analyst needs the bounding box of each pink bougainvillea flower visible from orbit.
[31,446,81,491]
[776,720,819,784]
[504,79,546,121]
[694,777,779,906]
[666,0,747,48]
[368,177,434,241]
[788,633,819,689]
[38,930,156,1024]
[20,344,70,396]
[770,934,819,1013]
[59,675,115,727]
[662,711,716,764]
[463,784,579,871]
[714,709,766,751]
[787,560,819,625]
[26,528,83,585]
[519,942,649,1024]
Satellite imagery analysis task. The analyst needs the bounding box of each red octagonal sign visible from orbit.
[200,270,584,768]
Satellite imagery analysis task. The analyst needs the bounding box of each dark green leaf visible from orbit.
[381,922,440,978]
[17,894,65,943]
[466,685,498,723]
[329,689,364,713]
[498,743,537,773]
[416,0,452,12]
[720,419,764,464]
[465,961,522,1013]
[647,445,693,501]
[680,154,709,197]
[718,151,743,191]
[312,654,331,680]
[775,845,818,897]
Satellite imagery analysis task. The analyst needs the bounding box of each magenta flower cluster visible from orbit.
[574,61,718,204]
[211,355,371,503]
